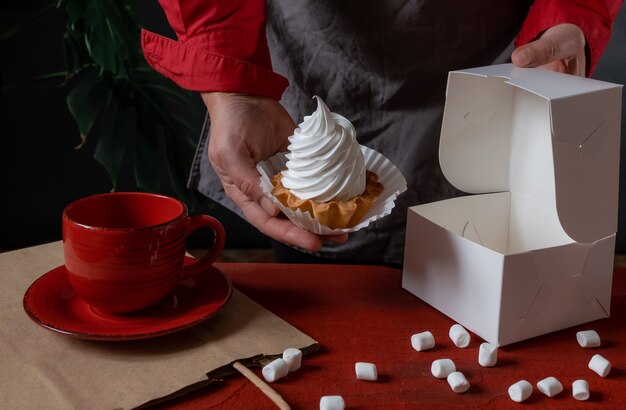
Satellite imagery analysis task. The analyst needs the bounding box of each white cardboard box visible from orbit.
[402,64,623,346]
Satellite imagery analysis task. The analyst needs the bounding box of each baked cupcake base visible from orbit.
[257,145,407,235]
[271,171,384,229]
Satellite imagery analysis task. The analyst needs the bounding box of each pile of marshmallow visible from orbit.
[411,325,611,403]
[261,348,303,383]
[262,327,612,409]
[261,346,375,410]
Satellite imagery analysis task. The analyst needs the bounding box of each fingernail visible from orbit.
[325,234,349,244]
[515,49,533,67]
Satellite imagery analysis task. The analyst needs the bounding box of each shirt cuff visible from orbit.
[515,1,618,76]
[141,29,289,100]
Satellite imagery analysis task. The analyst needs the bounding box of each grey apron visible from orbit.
[188,0,531,264]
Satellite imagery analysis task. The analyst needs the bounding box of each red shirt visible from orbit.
[141,0,623,99]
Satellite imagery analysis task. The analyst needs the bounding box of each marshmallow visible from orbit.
[572,379,590,401]
[447,371,470,393]
[478,342,498,367]
[537,377,563,397]
[449,324,470,348]
[588,354,611,377]
[431,359,456,379]
[262,358,289,383]
[576,330,601,348]
[320,395,345,410]
[411,331,435,351]
[508,380,533,403]
[355,362,377,381]
[282,348,302,372]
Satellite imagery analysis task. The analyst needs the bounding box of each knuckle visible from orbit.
[207,139,229,167]
[564,23,586,50]
[209,149,223,166]
[237,178,257,198]
[542,41,560,62]
[207,142,220,162]
[207,148,219,166]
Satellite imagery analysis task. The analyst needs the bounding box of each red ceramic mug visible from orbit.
[62,192,225,314]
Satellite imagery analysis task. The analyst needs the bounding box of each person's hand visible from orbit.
[202,92,349,251]
[511,23,586,77]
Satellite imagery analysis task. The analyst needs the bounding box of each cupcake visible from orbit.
[271,96,384,229]
[258,96,407,234]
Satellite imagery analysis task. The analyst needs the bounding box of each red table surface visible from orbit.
[162,263,626,409]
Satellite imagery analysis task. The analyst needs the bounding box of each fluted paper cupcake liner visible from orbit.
[257,145,407,235]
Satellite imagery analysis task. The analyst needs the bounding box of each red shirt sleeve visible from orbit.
[144,1,623,96]
[140,0,288,99]
[516,0,624,75]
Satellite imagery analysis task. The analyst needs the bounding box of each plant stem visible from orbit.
[1,71,67,94]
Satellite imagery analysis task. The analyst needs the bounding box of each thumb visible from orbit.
[512,23,585,68]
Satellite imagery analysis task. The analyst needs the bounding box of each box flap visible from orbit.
[439,64,622,243]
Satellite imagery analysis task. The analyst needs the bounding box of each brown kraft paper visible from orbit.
[0,241,317,409]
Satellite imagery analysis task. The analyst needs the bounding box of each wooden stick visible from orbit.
[232,361,291,410]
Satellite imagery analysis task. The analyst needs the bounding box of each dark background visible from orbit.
[1,2,626,252]
[0,0,271,251]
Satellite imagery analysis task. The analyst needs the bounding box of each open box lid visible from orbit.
[439,64,622,243]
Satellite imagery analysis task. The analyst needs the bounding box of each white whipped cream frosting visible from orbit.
[280,96,366,202]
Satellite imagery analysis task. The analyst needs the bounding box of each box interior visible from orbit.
[424,74,580,254]
[414,191,574,255]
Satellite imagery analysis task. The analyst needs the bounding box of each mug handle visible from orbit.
[181,215,226,279]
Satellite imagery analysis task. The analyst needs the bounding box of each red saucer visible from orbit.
[23,259,232,341]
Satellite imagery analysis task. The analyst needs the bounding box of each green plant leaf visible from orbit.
[59,0,205,201]
[132,102,162,193]
[66,0,138,77]
[66,69,110,139]
[1,71,66,94]
[131,67,203,142]
[130,71,203,200]
[63,30,90,75]
[2,0,207,200]
[94,86,128,188]
[162,127,199,203]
